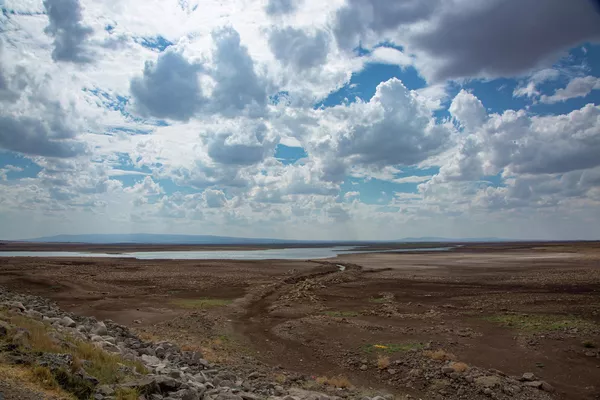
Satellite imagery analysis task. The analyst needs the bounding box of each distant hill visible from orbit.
[398,236,506,242]
[20,233,507,245]
[22,234,305,245]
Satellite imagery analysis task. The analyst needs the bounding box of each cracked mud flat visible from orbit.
[1,242,599,399]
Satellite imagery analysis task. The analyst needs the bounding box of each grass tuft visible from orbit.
[483,313,595,332]
[315,375,352,389]
[115,387,140,400]
[424,349,455,361]
[31,365,59,390]
[53,367,95,400]
[364,342,425,354]
[582,340,596,349]
[72,341,147,384]
[323,311,359,318]
[368,297,387,304]
[170,298,233,309]
[450,361,469,372]
[377,355,390,370]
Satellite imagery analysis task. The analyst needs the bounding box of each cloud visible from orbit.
[205,121,278,166]
[409,0,600,82]
[541,76,600,103]
[130,50,204,121]
[393,175,433,184]
[344,191,360,199]
[268,27,330,71]
[449,90,487,131]
[327,205,351,223]
[0,43,28,103]
[368,47,413,67]
[305,78,453,181]
[130,27,267,120]
[43,0,94,63]
[0,115,85,158]
[435,92,600,184]
[124,176,163,196]
[513,68,560,98]
[208,27,268,117]
[265,0,301,15]
[0,51,86,158]
[203,189,227,208]
[333,0,440,51]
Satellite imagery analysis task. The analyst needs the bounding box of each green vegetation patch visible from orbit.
[483,313,595,332]
[115,387,141,400]
[323,311,359,318]
[170,298,233,309]
[0,308,148,399]
[363,342,425,354]
[368,297,387,304]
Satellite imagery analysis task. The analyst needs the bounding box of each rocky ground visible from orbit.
[1,242,599,399]
[0,286,560,400]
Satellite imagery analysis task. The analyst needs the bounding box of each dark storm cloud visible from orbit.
[411,0,600,81]
[333,0,439,50]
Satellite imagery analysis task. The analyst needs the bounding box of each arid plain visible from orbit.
[1,242,599,400]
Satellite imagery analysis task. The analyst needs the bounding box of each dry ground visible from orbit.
[1,242,599,399]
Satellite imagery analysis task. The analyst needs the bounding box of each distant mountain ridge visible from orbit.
[19,233,507,244]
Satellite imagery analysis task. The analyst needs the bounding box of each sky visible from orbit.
[1,0,600,241]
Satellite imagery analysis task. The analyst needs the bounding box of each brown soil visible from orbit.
[1,242,600,399]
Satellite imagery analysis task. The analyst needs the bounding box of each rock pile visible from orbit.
[0,287,388,400]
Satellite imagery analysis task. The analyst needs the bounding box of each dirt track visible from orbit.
[1,242,600,399]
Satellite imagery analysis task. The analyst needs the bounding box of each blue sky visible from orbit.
[1,0,600,240]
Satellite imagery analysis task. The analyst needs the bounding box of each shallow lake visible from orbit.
[0,246,452,260]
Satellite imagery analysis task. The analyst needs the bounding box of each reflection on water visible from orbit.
[0,246,452,260]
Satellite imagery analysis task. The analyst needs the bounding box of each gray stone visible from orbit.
[215,394,243,400]
[2,301,25,311]
[524,381,543,389]
[97,385,115,396]
[540,382,555,393]
[240,393,260,400]
[179,388,201,400]
[441,366,454,374]
[142,354,162,366]
[475,376,500,388]
[102,336,116,345]
[169,370,183,379]
[387,369,397,375]
[120,377,161,395]
[12,329,31,347]
[193,373,206,384]
[155,346,166,358]
[521,372,535,382]
[91,322,108,336]
[26,309,43,320]
[90,335,104,342]
[155,375,182,392]
[60,316,77,328]
[0,320,9,337]
[102,342,121,353]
